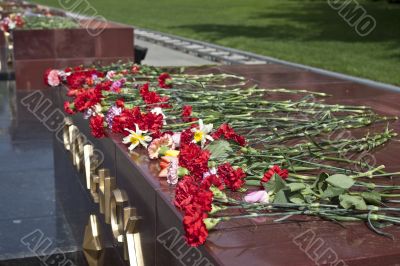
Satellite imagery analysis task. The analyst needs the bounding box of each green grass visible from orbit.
[32,0,400,85]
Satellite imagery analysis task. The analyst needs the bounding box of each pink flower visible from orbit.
[148,134,174,159]
[167,157,179,185]
[44,69,60,87]
[244,190,269,203]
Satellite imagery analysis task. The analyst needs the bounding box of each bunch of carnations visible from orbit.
[45,63,400,247]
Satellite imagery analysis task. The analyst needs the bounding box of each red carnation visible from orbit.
[179,143,210,180]
[202,174,224,190]
[73,88,102,113]
[183,205,209,247]
[212,123,246,146]
[63,101,75,115]
[182,105,198,122]
[111,107,142,135]
[89,115,105,138]
[140,111,164,135]
[175,175,213,246]
[174,175,198,210]
[139,83,171,108]
[111,107,163,136]
[174,175,213,212]
[217,162,246,191]
[115,99,125,108]
[261,165,289,184]
[180,127,195,146]
[158,72,173,88]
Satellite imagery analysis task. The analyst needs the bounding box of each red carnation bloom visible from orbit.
[175,177,213,246]
[174,175,198,210]
[183,204,209,247]
[202,174,224,190]
[139,111,164,135]
[182,105,198,122]
[115,99,125,108]
[261,165,289,184]
[66,72,87,88]
[73,88,102,113]
[158,72,173,88]
[180,127,195,146]
[63,101,75,115]
[66,69,104,89]
[217,162,246,191]
[111,107,164,136]
[182,105,192,119]
[179,143,210,180]
[174,175,213,212]
[139,83,171,108]
[111,107,142,135]
[89,115,105,138]
[212,123,246,146]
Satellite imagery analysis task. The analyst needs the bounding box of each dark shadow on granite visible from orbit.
[0,215,76,261]
[0,81,86,263]
[0,251,88,266]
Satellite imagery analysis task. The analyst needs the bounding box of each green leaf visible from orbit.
[263,173,287,194]
[205,140,232,160]
[289,193,305,204]
[287,183,306,192]
[321,185,345,199]
[301,186,314,196]
[326,174,355,190]
[361,191,382,205]
[312,172,329,194]
[339,194,367,210]
[273,190,289,204]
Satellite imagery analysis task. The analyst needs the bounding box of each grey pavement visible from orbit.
[135,38,214,67]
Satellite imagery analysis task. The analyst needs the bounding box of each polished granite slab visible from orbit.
[13,20,134,90]
[55,63,400,266]
[0,81,89,264]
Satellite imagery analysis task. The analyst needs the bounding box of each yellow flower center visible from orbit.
[194,130,204,142]
[165,150,180,157]
[130,133,145,144]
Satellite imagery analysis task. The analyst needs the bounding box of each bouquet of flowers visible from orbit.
[45,62,400,246]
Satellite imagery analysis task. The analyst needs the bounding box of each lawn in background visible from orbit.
[32,0,400,85]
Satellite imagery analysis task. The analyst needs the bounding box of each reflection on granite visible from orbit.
[0,81,86,264]
[0,47,14,81]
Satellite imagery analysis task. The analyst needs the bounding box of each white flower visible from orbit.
[106,70,116,80]
[93,103,102,114]
[58,70,71,81]
[172,132,181,148]
[151,107,167,125]
[191,119,214,147]
[203,167,217,179]
[122,124,152,151]
[167,157,179,185]
[83,104,103,119]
